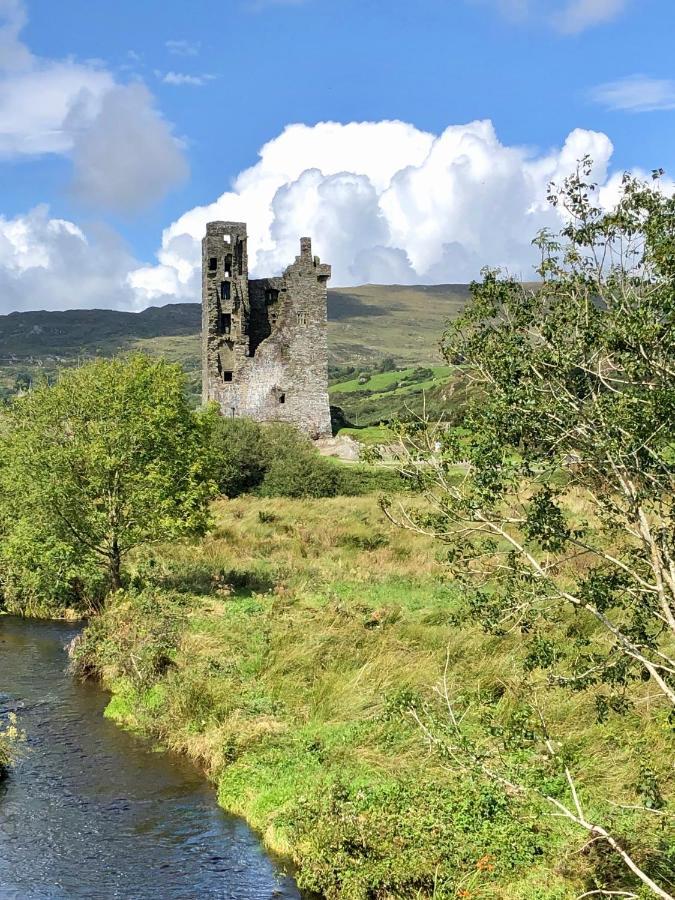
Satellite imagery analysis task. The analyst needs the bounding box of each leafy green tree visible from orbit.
[386,161,674,897]
[0,355,213,608]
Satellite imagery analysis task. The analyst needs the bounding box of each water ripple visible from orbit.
[0,618,300,900]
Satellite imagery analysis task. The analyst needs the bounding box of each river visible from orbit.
[0,617,301,900]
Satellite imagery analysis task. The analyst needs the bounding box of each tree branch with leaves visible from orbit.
[385,160,674,896]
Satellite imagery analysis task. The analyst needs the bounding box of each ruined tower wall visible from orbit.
[201,222,332,439]
[202,221,249,401]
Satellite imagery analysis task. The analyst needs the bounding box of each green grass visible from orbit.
[330,364,470,431]
[71,494,673,899]
[336,425,396,445]
[329,366,451,395]
[326,284,469,367]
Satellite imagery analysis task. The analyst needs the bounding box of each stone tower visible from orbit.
[202,221,332,438]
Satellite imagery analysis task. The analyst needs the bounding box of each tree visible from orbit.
[0,356,214,608]
[385,161,674,897]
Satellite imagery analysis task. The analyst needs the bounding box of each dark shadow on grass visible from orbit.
[148,562,275,597]
[328,292,390,320]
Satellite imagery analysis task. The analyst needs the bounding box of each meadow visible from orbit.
[72,491,673,899]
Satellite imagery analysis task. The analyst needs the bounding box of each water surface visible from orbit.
[0,616,300,900]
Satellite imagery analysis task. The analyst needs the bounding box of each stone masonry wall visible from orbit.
[202,222,332,439]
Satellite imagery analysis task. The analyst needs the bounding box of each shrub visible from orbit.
[206,415,267,497]
[208,418,408,500]
[259,425,345,499]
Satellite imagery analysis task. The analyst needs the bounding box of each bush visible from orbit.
[207,415,267,497]
[207,419,340,499]
[258,424,345,499]
[208,417,409,500]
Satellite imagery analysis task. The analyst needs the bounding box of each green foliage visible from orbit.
[0,519,107,616]
[257,422,344,499]
[388,162,675,897]
[207,416,405,499]
[286,778,542,899]
[259,447,343,499]
[423,163,675,706]
[0,355,214,611]
[204,413,268,498]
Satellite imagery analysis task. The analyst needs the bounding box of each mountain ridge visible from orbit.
[0,284,471,398]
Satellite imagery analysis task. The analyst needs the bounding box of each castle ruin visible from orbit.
[202,222,332,438]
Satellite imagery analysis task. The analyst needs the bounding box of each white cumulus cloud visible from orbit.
[128,118,615,303]
[2,117,661,316]
[0,0,188,210]
[0,58,113,158]
[68,83,188,213]
[0,206,138,312]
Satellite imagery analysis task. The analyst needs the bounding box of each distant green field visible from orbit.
[330,365,459,429]
[330,365,452,394]
[336,424,397,445]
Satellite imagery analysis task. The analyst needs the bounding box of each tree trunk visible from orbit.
[109,539,122,592]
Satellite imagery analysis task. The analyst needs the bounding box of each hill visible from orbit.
[0,284,469,400]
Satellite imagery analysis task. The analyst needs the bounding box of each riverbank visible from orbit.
[70,494,672,899]
[0,616,299,898]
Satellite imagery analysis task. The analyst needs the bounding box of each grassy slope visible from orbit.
[73,493,672,900]
[329,365,461,431]
[326,284,468,366]
[0,284,468,400]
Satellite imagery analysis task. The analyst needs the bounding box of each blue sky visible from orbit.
[1,0,674,311]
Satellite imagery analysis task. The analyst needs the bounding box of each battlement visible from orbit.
[201,224,332,439]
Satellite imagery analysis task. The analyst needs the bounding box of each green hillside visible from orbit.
[326,283,469,365]
[0,284,469,401]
